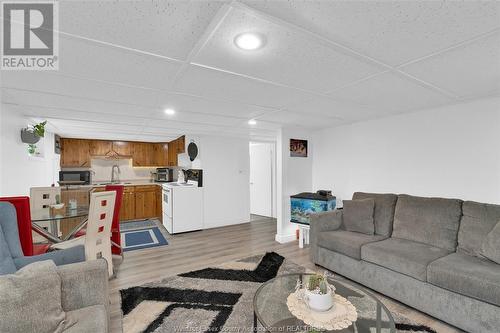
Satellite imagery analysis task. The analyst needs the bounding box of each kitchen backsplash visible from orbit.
[90,158,155,181]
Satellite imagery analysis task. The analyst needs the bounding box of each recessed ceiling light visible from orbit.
[248,119,257,125]
[164,108,175,115]
[234,33,265,50]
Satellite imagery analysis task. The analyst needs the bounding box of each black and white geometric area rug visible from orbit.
[120,252,437,333]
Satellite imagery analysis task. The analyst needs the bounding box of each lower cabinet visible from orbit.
[120,188,136,221]
[135,186,157,219]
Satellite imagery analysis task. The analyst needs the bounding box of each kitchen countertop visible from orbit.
[60,179,166,189]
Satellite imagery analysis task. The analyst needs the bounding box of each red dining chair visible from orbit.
[0,196,50,256]
[74,185,124,255]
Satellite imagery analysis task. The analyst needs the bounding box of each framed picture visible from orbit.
[290,139,308,157]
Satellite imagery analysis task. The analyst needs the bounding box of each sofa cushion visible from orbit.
[64,305,107,333]
[0,223,16,275]
[392,194,462,251]
[427,252,500,307]
[480,221,500,264]
[343,199,375,235]
[458,201,500,257]
[361,238,450,281]
[352,192,398,237]
[0,261,67,333]
[317,230,385,260]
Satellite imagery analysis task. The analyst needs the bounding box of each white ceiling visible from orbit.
[1,0,499,142]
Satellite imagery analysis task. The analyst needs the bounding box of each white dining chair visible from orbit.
[30,186,61,237]
[51,191,116,277]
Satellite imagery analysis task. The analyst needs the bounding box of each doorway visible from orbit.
[249,142,276,218]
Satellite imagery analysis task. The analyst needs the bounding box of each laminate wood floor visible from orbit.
[109,217,460,333]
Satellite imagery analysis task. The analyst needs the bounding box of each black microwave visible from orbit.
[59,170,92,185]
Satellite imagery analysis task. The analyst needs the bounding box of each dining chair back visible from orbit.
[104,185,124,255]
[0,197,34,256]
[85,191,116,277]
[29,187,61,210]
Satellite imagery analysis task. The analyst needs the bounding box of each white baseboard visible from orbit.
[275,233,296,244]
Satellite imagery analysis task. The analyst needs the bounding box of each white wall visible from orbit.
[0,104,61,196]
[312,97,500,205]
[276,127,313,243]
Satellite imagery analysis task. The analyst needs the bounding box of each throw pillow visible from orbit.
[343,198,375,235]
[480,221,500,264]
[0,260,66,333]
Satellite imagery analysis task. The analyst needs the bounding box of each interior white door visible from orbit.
[249,143,273,217]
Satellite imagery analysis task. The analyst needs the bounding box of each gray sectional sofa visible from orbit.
[310,192,500,333]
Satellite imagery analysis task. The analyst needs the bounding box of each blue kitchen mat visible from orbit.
[121,227,168,252]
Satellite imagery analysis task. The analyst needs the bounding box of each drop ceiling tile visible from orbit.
[242,1,500,66]
[328,72,455,112]
[60,1,225,60]
[258,110,343,129]
[401,32,500,99]
[285,96,384,122]
[59,36,182,89]
[173,65,316,109]
[193,6,383,92]
[155,91,271,118]
[2,88,156,117]
[2,72,160,107]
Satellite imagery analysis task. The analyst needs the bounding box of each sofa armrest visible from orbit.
[309,210,343,263]
[13,245,85,269]
[57,259,109,314]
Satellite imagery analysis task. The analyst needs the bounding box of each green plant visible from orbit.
[31,121,47,138]
[307,274,330,295]
[55,194,61,205]
[27,144,37,154]
[319,279,328,294]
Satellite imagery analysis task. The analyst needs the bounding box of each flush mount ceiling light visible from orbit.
[164,108,175,115]
[248,119,257,125]
[234,33,265,50]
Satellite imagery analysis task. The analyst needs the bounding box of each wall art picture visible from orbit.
[290,139,308,157]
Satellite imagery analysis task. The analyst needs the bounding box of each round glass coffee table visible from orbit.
[253,273,396,332]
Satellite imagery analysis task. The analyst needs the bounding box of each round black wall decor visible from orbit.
[188,142,198,161]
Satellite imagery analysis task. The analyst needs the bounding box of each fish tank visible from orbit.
[291,191,336,225]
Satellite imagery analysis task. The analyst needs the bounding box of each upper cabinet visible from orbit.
[131,142,155,167]
[60,139,91,167]
[60,136,184,168]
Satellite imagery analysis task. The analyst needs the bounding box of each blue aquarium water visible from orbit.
[290,192,336,225]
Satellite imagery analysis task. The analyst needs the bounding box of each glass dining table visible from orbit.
[31,206,89,243]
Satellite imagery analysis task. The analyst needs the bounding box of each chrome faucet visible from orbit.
[111,164,121,183]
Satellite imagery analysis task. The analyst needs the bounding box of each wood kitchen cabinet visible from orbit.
[134,186,157,219]
[112,141,132,156]
[89,140,112,156]
[153,143,169,167]
[132,142,155,167]
[167,140,178,166]
[119,187,136,221]
[60,138,91,167]
[60,137,183,168]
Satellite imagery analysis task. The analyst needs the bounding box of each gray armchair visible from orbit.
[0,202,85,275]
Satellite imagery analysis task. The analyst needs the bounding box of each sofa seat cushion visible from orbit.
[392,194,462,251]
[64,305,107,333]
[361,238,450,281]
[317,230,386,260]
[427,252,500,307]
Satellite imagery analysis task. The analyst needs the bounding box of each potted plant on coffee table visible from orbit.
[304,273,335,312]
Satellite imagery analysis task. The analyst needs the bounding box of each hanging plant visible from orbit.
[31,121,47,137]
[27,144,37,155]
